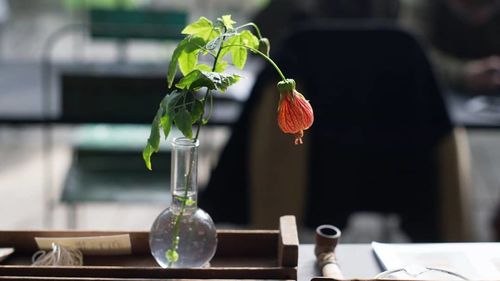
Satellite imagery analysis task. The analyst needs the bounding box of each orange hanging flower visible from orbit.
[277,79,314,145]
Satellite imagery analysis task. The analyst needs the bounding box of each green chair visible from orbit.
[42,8,188,228]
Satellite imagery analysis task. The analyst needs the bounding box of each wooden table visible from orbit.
[299,244,381,281]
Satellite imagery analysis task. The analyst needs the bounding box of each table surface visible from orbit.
[299,244,381,281]
[445,91,500,128]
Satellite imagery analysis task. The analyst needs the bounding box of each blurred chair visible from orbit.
[200,22,472,242]
[40,7,188,228]
[59,75,173,228]
[88,8,186,61]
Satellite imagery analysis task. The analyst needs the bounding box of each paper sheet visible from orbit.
[0,248,14,263]
[372,242,500,280]
[35,234,132,255]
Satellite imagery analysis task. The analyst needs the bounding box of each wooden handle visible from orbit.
[322,263,344,280]
[317,252,344,280]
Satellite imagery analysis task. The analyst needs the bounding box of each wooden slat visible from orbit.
[0,230,278,256]
[0,216,298,280]
[278,216,299,267]
[0,276,292,281]
[0,266,296,280]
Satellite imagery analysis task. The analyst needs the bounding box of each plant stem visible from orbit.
[235,22,262,39]
[220,44,287,81]
[194,34,226,140]
[167,29,227,267]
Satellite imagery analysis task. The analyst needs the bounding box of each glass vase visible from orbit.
[149,137,217,268]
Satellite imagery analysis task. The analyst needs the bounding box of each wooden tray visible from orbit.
[0,216,298,281]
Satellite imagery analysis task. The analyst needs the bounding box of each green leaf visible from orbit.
[215,59,228,72]
[224,34,247,69]
[195,64,212,72]
[142,143,154,171]
[168,36,207,87]
[220,15,236,30]
[190,99,204,123]
[149,109,162,150]
[219,30,259,69]
[143,108,163,170]
[174,109,193,139]
[167,39,186,88]
[175,70,240,92]
[178,49,198,76]
[176,70,214,91]
[178,36,205,76]
[203,71,240,92]
[240,30,259,49]
[181,17,214,41]
[160,114,172,140]
[159,90,183,140]
[161,90,183,115]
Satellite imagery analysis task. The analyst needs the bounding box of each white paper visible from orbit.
[0,248,14,263]
[35,234,131,255]
[372,242,500,280]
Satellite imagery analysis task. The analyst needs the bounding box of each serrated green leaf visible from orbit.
[167,36,205,87]
[195,64,212,71]
[161,90,183,115]
[175,109,193,139]
[219,30,259,69]
[215,59,228,72]
[167,38,187,88]
[203,71,240,92]
[159,90,183,140]
[190,99,204,123]
[142,143,154,171]
[178,37,205,75]
[150,109,162,150]
[225,34,247,69]
[176,70,215,91]
[240,30,259,49]
[143,108,163,170]
[181,17,213,40]
[160,114,172,140]
[220,15,236,30]
[175,70,240,92]
[178,50,198,75]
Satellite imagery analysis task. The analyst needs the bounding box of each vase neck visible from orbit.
[170,137,199,209]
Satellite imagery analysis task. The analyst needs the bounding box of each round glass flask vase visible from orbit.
[149,137,217,268]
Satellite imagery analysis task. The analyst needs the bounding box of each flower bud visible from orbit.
[258,38,270,56]
[277,79,314,145]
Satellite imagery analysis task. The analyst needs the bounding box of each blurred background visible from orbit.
[0,0,499,243]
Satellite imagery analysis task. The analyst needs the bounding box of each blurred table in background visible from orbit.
[445,90,500,129]
[0,60,498,129]
[0,59,260,125]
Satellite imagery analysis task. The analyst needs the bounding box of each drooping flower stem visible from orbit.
[236,22,263,39]
[167,29,227,267]
[254,47,287,81]
[220,44,287,81]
